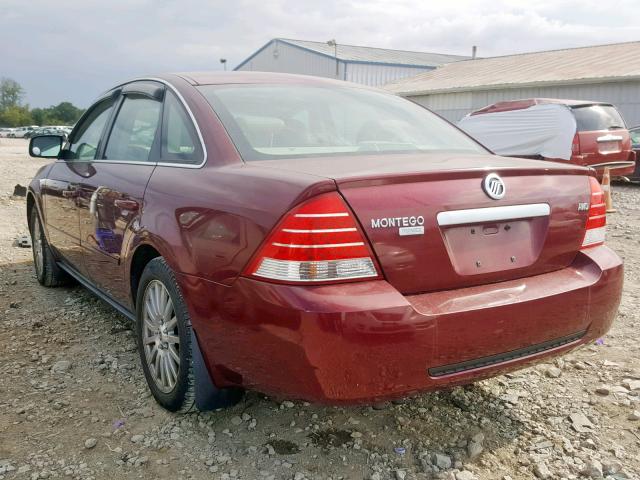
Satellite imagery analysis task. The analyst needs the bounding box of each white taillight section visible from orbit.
[581,177,606,248]
[245,193,380,283]
[254,257,377,282]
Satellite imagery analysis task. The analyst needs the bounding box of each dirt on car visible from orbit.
[1,137,639,480]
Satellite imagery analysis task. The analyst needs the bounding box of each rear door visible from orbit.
[76,81,164,304]
[44,97,116,276]
[571,104,634,172]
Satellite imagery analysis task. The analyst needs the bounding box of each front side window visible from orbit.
[161,92,203,164]
[104,95,162,162]
[572,105,626,132]
[66,99,114,160]
[197,84,486,161]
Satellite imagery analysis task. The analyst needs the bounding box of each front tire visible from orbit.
[136,258,197,413]
[29,208,70,287]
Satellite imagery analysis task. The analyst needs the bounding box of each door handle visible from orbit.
[114,199,139,211]
[61,187,78,198]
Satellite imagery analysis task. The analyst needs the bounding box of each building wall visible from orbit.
[345,63,433,87]
[236,40,434,87]
[236,40,345,79]
[408,81,640,126]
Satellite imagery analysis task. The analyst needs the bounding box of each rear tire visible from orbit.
[30,208,70,287]
[135,258,197,413]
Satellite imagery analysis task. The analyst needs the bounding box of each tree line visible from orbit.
[0,77,85,127]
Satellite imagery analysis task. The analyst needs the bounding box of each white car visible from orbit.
[9,126,39,138]
[0,128,16,138]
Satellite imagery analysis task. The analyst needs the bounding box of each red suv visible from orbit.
[27,74,623,412]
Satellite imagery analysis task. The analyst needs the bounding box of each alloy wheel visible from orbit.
[142,280,180,393]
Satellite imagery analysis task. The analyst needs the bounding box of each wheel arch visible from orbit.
[26,190,47,239]
[26,192,36,232]
[128,242,163,308]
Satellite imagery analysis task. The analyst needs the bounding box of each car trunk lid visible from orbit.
[251,153,592,295]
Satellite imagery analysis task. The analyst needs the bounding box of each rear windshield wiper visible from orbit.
[608,125,625,130]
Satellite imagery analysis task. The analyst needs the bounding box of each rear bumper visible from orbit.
[181,245,623,404]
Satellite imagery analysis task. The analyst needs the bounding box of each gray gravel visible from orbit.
[1,138,639,479]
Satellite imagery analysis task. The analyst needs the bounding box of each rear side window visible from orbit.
[572,105,626,132]
[104,95,162,162]
[67,100,114,160]
[160,92,203,164]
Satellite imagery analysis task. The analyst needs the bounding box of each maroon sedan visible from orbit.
[27,73,623,413]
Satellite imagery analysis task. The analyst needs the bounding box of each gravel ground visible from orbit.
[1,137,639,480]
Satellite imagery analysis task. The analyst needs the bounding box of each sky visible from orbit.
[1,0,639,108]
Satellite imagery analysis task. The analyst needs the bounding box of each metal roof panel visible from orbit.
[384,41,640,95]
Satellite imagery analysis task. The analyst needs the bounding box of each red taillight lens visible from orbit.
[245,192,380,283]
[581,177,606,248]
[571,133,581,156]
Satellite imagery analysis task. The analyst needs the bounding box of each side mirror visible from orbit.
[29,135,63,158]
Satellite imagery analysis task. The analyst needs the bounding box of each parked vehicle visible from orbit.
[27,74,623,412]
[630,126,640,182]
[24,128,44,139]
[25,127,68,139]
[9,125,39,138]
[0,128,15,138]
[458,99,636,179]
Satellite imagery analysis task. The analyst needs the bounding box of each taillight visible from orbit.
[581,177,606,248]
[571,133,581,156]
[245,192,380,283]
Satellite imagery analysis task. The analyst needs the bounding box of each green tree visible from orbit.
[0,77,84,127]
[0,78,24,111]
[0,105,33,127]
[30,107,45,126]
[47,101,84,125]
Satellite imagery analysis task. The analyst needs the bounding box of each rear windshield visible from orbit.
[197,84,486,161]
[572,105,626,132]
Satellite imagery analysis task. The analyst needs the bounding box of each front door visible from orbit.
[77,82,164,305]
[44,98,116,276]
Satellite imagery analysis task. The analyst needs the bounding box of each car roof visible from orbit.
[169,71,371,88]
[471,98,614,116]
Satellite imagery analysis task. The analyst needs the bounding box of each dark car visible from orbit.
[27,73,623,413]
[630,126,640,181]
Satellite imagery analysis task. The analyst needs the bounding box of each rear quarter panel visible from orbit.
[132,163,336,286]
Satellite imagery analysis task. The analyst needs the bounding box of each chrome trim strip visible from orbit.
[282,228,357,233]
[55,159,155,166]
[294,213,349,218]
[272,242,364,249]
[437,203,550,226]
[596,134,623,142]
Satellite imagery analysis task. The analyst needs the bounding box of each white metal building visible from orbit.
[385,41,640,126]
[234,38,468,87]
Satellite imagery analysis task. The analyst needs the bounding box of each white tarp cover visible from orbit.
[458,103,577,161]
